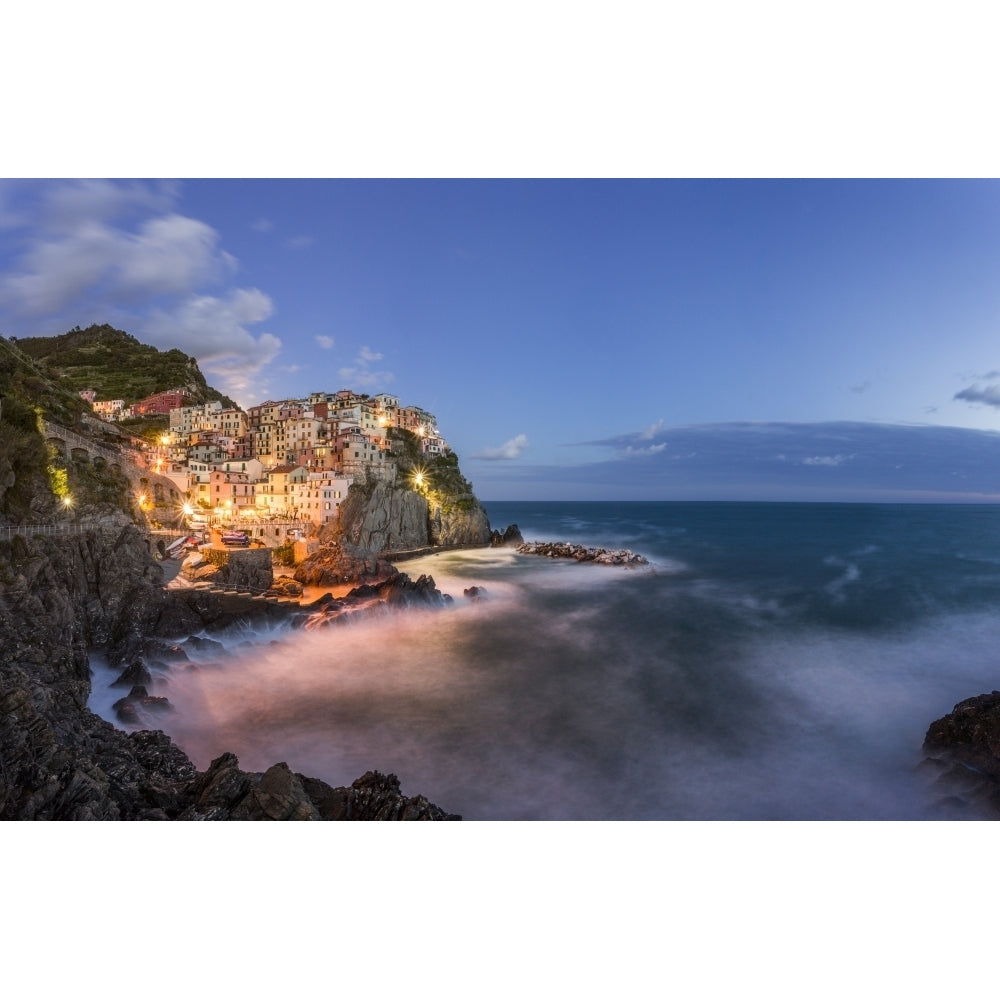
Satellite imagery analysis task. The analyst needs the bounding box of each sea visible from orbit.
[89,501,1000,820]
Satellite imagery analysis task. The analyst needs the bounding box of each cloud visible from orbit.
[250,217,274,232]
[39,179,177,231]
[315,335,335,350]
[639,419,664,440]
[802,454,854,466]
[955,383,1000,408]
[1,184,237,317]
[624,442,668,457]
[472,433,530,461]
[285,235,315,250]
[142,288,281,403]
[0,179,286,405]
[338,345,395,388]
[473,422,1000,502]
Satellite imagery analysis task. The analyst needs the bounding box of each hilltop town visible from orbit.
[89,385,450,539]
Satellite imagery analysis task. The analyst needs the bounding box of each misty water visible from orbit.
[89,502,1000,819]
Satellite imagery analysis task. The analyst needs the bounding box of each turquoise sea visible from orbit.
[92,501,1000,819]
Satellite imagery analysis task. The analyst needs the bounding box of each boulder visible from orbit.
[268,575,304,598]
[923,690,1000,817]
[294,540,397,587]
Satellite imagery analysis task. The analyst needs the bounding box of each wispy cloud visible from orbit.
[472,433,530,461]
[802,454,854,467]
[475,422,1000,502]
[285,235,315,250]
[955,383,1000,408]
[338,345,394,388]
[0,180,283,405]
[638,419,664,440]
[250,217,274,232]
[315,335,335,350]
[624,442,667,457]
[144,288,281,402]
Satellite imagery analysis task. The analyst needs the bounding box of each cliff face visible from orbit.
[428,498,491,548]
[0,528,458,820]
[338,480,492,553]
[339,481,430,552]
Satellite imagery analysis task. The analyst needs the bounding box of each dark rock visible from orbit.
[334,771,461,821]
[490,524,525,547]
[515,540,649,566]
[110,659,152,688]
[463,585,488,601]
[923,690,1000,817]
[295,540,397,587]
[179,635,226,656]
[112,699,141,725]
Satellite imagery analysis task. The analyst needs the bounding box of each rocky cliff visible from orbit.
[0,527,458,820]
[922,691,1000,818]
[338,479,491,553]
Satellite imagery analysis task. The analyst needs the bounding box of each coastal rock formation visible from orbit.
[428,499,491,548]
[195,547,274,594]
[339,481,430,553]
[302,572,451,628]
[0,527,458,820]
[490,524,525,547]
[516,541,649,566]
[267,575,304,598]
[922,691,1000,817]
[338,480,492,554]
[294,539,398,587]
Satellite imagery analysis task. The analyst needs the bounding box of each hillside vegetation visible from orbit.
[14,323,236,408]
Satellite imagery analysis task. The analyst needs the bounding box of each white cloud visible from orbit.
[0,179,287,405]
[141,288,281,403]
[1,204,233,316]
[624,442,668,457]
[338,345,394,388]
[250,217,274,232]
[472,433,530,460]
[285,235,315,250]
[40,179,177,231]
[639,418,664,440]
[315,335,335,350]
[802,454,854,466]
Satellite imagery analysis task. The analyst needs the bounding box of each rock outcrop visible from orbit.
[295,539,398,587]
[339,481,430,553]
[515,540,649,566]
[490,524,525,547]
[338,480,492,554]
[302,572,451,628]
[427,498,491,548]
[922,691,1000,817]
[0,527,458,820]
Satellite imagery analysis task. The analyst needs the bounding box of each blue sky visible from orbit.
[4,178,1000,501]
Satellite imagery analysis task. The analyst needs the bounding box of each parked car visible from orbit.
[221,530,250,547]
